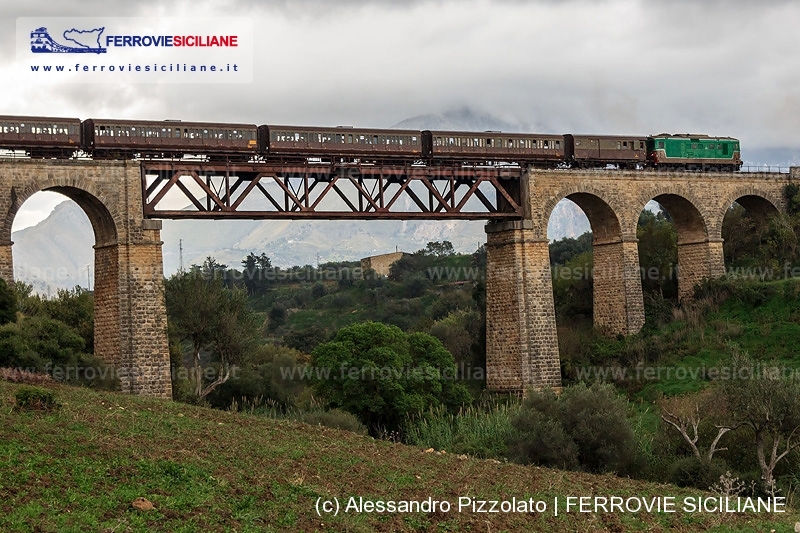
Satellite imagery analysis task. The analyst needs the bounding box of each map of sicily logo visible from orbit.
[31,26,107,54]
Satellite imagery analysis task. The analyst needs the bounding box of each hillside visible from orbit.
[1,380,795,532]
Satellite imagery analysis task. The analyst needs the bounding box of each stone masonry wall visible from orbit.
[360,251,406,277]
[592,240,645,335]
[677,240,726,301]
[485,220,561,392]
[0,160,172,398]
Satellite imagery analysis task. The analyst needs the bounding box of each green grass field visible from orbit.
[1,380,797,532]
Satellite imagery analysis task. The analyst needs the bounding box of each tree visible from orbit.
[722,204,756,266]
[637,209,678,299]
[659,388,740,463]
[310,321,471,434]
[421,241,455,257]
[721,347,800,491]
[549,232,592,266]
[166,273,261,399]
[41,287,94,353]
[241,252,273,296]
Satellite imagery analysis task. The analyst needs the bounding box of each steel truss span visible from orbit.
[141,162,524,220]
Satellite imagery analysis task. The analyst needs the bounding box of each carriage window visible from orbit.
[531,140,538,148]
[555,140,561,149]
[640,141,644,149]
[623,141,628,148]
[543,140,549,148]
[435,137,442,146]
[709,144,715,150]
[348,134,353,143]
[658,141,665,149]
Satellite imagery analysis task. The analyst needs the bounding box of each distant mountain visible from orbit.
[11,200,93,295]
[393,108,528,132]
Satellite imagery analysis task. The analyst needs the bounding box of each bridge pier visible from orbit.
[677,239,725,301]
[485,220,561,393]
[0,160,172,398]
[593,240,645,335]
[0,241,12,282]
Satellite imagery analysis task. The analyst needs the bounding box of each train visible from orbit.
[0,115,743,171]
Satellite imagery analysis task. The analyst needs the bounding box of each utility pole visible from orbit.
[179,239,184,274]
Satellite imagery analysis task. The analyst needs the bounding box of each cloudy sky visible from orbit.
[3,0,800,228]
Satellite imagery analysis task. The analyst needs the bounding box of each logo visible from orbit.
[30,26,107,54]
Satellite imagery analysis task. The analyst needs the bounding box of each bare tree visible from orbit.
[659,388,739,462]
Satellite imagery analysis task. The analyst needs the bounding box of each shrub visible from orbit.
[209,344,310,411]
[508,410,579,470]
[405,401,520,459]
[298,409,368,435]
[509,382,638,475]
[311,282,327,299]
[669,457,729,489]
[14,386,59,411]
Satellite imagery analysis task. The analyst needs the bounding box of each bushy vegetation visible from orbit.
[0,283,115,389]
[14,385,59,411]
[310,321,471,435]
[509,382,638,474]
[404,400,520,458]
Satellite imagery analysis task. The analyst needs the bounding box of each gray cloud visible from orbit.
[1,0,798,150]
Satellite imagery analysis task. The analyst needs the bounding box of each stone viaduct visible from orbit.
[485,167,797,392]
[0,159,797,397]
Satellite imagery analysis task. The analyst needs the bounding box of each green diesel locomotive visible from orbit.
[647,134,742,171]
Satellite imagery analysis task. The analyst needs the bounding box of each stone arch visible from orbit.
[3,184,118,247]
[716,187,782,235]
[543,184,630,242]
[634,186,711,242]
[717,188,783,273]
[3,183,123,378]
[0,160,172,397]
[544,188,643,336]
[635,187,721,301]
